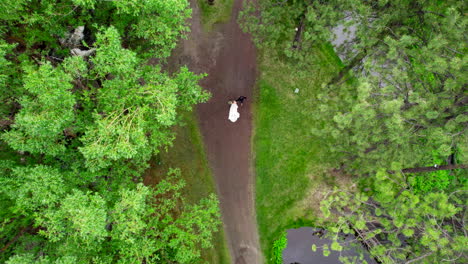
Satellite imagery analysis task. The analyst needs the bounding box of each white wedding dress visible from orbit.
[228,103,240,122]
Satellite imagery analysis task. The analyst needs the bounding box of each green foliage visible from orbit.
[243,1,467,263]
[6,254,78,264]
[243,0,467,175]
[0,0,219,263]
[322,244,330,257]
[2,63,75,155]
[0,40,15,90]
[330,241,343,252]
[410,170,451,194]
[0,0,191,58]
[408,150,467,194]
[320,170,466,263]
[127,0,192,58]
[271,232,288,264]
[240,0,342,61]
[144,111,231,263]
[0,0,28,21]
[109,174,221,264]
[78,27,209,172]
[4,165,68,212]
[38,190,108,244]
[91,27,140,78]
[2,169,221,263]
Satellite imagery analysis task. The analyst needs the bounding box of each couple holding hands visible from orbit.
[228,96,247,123]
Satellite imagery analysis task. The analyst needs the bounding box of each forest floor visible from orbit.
[165,0,263,263]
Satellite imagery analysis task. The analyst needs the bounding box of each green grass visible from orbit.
[198,0,233,31]
[144,111,230,264]
[253,46,343,263]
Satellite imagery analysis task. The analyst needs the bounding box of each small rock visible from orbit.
[294,88,299,93]
[71,48,96,57]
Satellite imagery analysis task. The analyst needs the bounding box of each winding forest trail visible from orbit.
[174,0,262,263]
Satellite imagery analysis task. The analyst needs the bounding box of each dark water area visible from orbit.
[282,227,377,264]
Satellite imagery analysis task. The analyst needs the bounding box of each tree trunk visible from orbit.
[292,16,305,49]
[328,50,366,85]
[0,226,30,253]
[328,29,392,86]
[397,164,468,174]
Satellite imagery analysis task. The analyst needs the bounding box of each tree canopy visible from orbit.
[0,0,219,263]
[241,0,467,263]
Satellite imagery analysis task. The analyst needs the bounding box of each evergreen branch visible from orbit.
[445,47,463,55]
[421,11,446,18]
[273,0,290,6]
[404,251,434,264]
[441,251,465,262]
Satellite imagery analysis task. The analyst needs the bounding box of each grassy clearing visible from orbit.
[198,0,233,31]
[144,111,230,264]
[253,45,344,263]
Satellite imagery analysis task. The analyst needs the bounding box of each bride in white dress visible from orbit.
[228,101,240,122]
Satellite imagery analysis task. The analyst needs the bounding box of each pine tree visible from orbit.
[242,1,467,263]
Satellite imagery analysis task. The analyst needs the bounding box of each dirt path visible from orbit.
[175,1,262,263]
